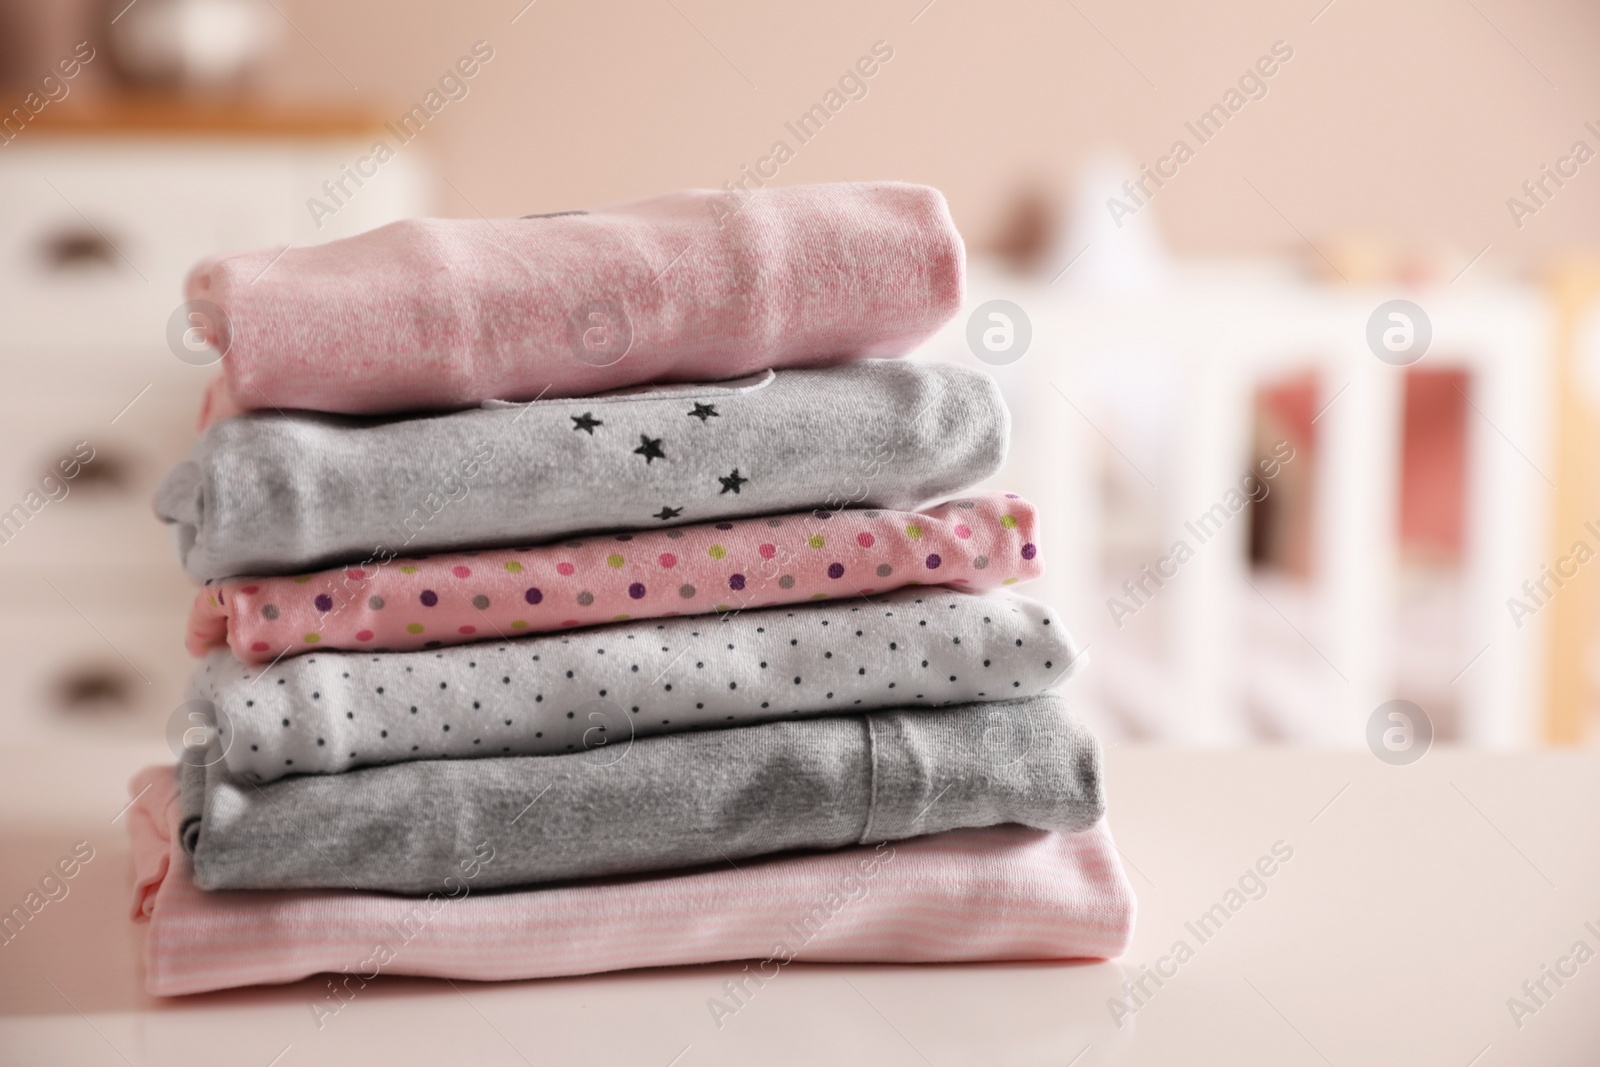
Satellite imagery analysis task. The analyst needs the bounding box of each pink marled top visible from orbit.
[190,182,965,426]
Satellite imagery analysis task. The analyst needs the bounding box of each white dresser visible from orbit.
[0,99,430,747]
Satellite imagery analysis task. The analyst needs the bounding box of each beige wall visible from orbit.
[244,0,1600,268]
[15,0,1600,265]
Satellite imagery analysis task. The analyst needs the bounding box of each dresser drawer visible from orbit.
[0,138,430,354]
[0,609,194,745]
[0,385,200,579]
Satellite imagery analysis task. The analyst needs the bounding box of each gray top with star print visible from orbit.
[155,360,1009,581]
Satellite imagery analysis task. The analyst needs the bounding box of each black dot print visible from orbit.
[220,589,1063,780]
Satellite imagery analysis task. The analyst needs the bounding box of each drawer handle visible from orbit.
[50,444,132,493]
[38,228,121,271]
[54,664,137,713]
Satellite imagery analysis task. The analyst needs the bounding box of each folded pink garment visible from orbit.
[127,766,1135,996]
[188,493,1041,664]
[189,182,965,426]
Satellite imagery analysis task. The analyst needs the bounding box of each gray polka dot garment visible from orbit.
[191,587,1080,783]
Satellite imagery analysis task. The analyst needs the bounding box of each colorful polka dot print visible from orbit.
[187,493,1043,664]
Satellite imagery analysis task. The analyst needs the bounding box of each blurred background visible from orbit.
[2,0,1599,751]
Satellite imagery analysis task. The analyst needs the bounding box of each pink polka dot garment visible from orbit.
[188,492,1042,664]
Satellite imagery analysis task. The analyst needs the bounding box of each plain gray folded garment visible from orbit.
[155,360,1008,581]
[191,588,1082,784]
[179,692,1102,893]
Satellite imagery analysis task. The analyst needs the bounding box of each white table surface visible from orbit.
[1,740,1597,1066]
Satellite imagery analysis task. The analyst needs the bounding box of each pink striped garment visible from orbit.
[187,493,1042,664]
[127,766,1134,997]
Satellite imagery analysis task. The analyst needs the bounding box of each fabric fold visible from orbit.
[186,493,1042,663]
[191,588,1080,783]
[158,359,1008,582]
[179,692,1103,893]
[128,766,1134,997]
[189,182,965,424]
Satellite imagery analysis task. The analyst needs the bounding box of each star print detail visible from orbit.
[653,506,683,520]
[688,403,719,422]
[719,469,749,494]
[571,412,603,434]
[634,435,666,463]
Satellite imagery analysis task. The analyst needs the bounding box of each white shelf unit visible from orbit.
[924,264,1554,748]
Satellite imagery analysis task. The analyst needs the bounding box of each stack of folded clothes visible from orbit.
[131,182,1135,996]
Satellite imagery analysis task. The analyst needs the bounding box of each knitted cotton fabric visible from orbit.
[179,692,1103,893]
[129,766,1135,997]
[156,360,1008,582]
[186,492,1043,663]
[190,588,1081,783]
[187,182,965,422]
